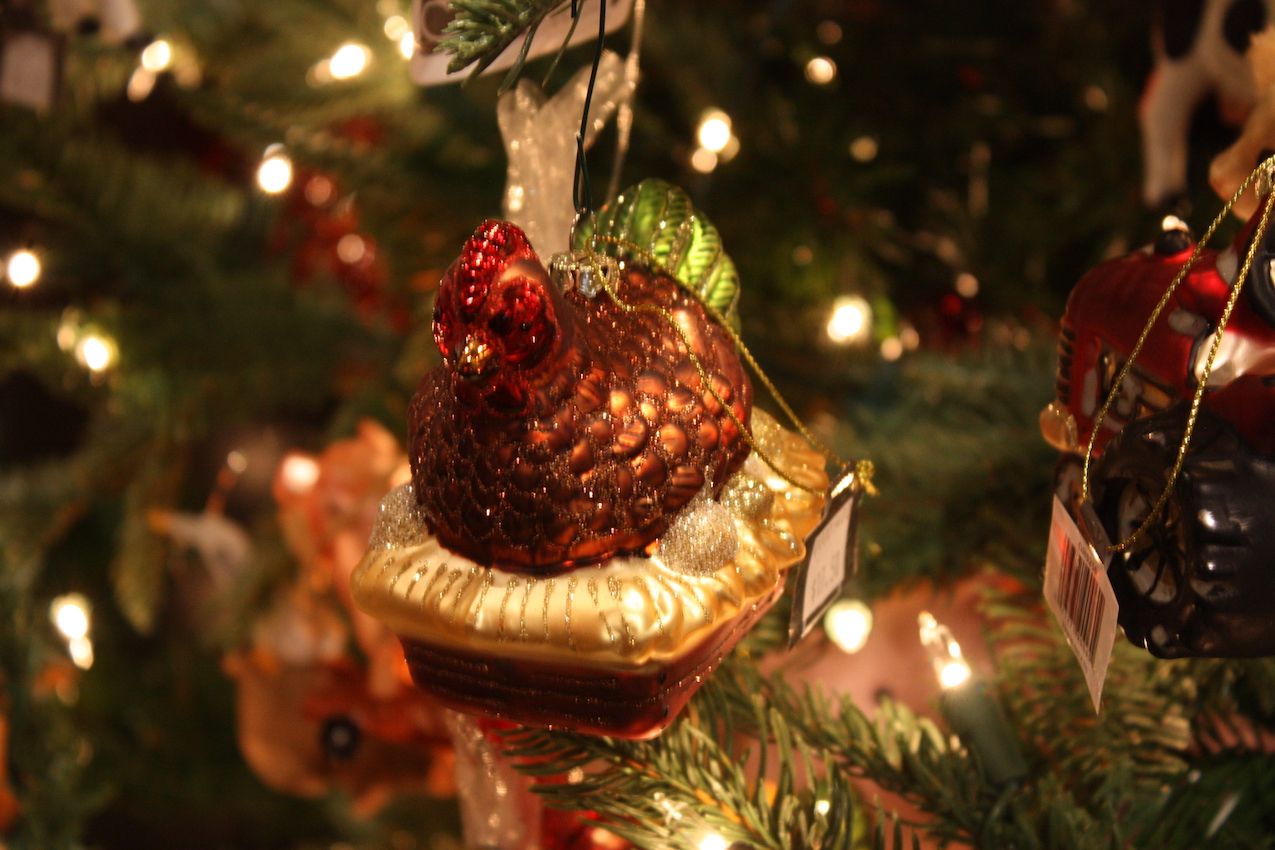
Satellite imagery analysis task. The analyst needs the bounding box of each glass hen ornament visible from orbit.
[353,181,834,737]
[1042,165,1275,659]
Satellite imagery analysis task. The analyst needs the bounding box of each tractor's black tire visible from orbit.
[1093,405,1275,657]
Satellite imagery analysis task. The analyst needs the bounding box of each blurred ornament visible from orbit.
[497,50,632,256]
[47,0,145,44]
[1211,28,1275,217]
[1043,175,1275,657]
[223,652,452,815]
[1141,3,1267,208]
[147,509,252,594]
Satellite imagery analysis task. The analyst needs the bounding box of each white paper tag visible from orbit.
[788,474,862,646]
[1043,495,1119,713]
[0,31,61,114]
[409,0,633,87]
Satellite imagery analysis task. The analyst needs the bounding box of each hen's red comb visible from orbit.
[452,220,535,318]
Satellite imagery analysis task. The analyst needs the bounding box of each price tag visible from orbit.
[1043,495,1119,713]
[0,29,61,113]
[408,0,633,87]
[788,472,863,646]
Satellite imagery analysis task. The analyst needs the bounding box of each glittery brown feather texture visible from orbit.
[410,220,752,572]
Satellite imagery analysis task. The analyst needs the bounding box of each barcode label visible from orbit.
[1044,495,1118,712]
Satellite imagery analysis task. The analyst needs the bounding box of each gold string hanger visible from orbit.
[1080,155,1275,553]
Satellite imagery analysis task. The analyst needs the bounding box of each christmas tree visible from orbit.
[4,1,1275,848]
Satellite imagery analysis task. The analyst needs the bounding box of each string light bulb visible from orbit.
[75,332,118,374]
[256,144,294,194]
[918,611,971,690]
[328,42,371,80]
[804,55,837,85]
[824,598,873,654]
[398,31,416,59]
[696,109,733,153]
[697,832,730,850]
[50,594,94,670]
[826,295,873,346]
[140,38,173,73]
[5,248,41,288]
[280,453,320,494]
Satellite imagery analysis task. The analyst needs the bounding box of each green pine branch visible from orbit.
[437,0,571,87]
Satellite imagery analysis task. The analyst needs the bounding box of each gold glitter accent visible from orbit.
[435,569,462,615]
[419,562,447,604]
[497,578,520,642]
[542,579,556,642]
[720,471,774,520]
[368,484,429,549]
[470,569,495,629]
[587,576,616,645]
[657,492,738,576]
[449,567,480,625]
[565,576,578,650]
[518,578,538,642]
[607,575,634,649]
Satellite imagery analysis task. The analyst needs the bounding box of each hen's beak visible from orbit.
[455,334,497,381]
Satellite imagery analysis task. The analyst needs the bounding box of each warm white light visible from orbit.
[304,175,335,206]
[696,109,732,153]
[826,295,873,346]
[955,272,979,298]
[127,67,157,101]
[6,248,41,288]
[900,323,921,350]
[939,659,972,689]
[698,833,729,850]
[880,336,903,361]
[814,798,831,816]
[336,233,367,264]
[51,594,91,641]
[919,611,973,691]
[824,599,873,654]
[329,42,371,80]
[76,333,117,373]
[256,145,293,195]
[226,450,248,474]
[689,147,718,174]
[68,636,95,669]
[398,31,416,59]
[849,135,879,163]
[281,453,321,494]
[140,38,173,73]
[384,15,409,40]
[1161,214,1187,233]
[805,55,837,85]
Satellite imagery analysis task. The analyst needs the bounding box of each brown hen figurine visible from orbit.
[411,219,752,571]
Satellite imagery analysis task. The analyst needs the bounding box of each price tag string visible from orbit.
[1080,155,1275,553]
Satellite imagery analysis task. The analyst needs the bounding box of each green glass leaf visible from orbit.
[575,179,741,324]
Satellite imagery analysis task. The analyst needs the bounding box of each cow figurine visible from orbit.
[1141,0,1271,209]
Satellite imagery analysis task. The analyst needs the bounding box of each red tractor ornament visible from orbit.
[1042,202,1275,658]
